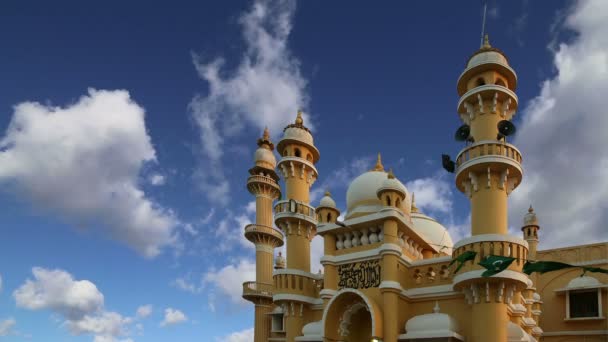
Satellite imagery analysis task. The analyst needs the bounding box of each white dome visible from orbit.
[302,321,322,336]
[523,206,538,226]
[346,170,408,218]
[378,176,407,198]
[254,147,277,168]
[467,50,509,69]
[567,276,601,289]
[283,126,314,146]
[411,212,453,254]
[405,313,459,336]
[319,191,337,209]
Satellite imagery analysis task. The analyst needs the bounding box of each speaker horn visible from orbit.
[441,154,455,173]
[497,120,516,140]
[454,124,471,142]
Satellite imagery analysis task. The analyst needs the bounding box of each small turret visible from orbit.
[316,190,340,224]
[274,251,286,270]
[377,168,406,209]
[522,205,540,260]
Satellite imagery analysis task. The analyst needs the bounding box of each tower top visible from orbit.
[295,109,304,125]
[372,153,385,171]
[257,126,274,150]
[411,193,419,213]
[523,204,539,227]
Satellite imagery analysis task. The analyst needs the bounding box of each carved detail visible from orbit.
[465,102,475,120]
[469,172,478,192]
[492,92,498,113]
[478,94,484,113]
[502,98,512,117]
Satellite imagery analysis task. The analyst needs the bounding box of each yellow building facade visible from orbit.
[242,36,608,342]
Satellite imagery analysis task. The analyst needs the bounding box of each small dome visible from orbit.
[346,171,409,218]
[283,126,314,147]
[532,293,541,302]
[302,321,322,336]
[523,206,538,226]
[319,190,337,209]
[275,252,286,269]
[377,169,407,198]
[467,50,509,69]
[567,276,601,289]
[411,212,454,254]
[405,303,459,336]
[254,146,277,168]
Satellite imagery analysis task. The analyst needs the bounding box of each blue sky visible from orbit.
[1,0,608,341]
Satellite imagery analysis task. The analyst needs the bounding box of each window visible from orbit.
[294,148,301,158]
[271,313,284,332]
[476,77,486,86]
[496,78,506,87]
[569,290,600,318]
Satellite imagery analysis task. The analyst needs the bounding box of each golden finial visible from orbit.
[528,205,534,213]
[324,189,331,197]
[483,34,491,48]
[263,126,270,140]
[372,153,384,171]
[387,168,395,179]
[295,109,304,125]
[411,193,419,213]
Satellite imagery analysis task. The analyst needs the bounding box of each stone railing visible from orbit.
[406,260,453,288]
[242,281,274,299]
[273,272,322,298]
[274,199,317,225]
[456,141,522,170]
[452,236,529,275]
[335,225,383,250]
[244,224,284,244]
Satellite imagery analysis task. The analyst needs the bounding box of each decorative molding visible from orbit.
[469,172,478,192]
[273,293,322,305]
[477,93,484,113]
[492,92,498,113]
[274,268,323,280]
[453,234,529,250]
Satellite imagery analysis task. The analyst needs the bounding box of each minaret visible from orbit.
[242,127,283,342]
[450,35,529,342]
[522,206,539,260]
[274,110,320,342]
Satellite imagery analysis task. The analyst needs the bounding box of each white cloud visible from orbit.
[160,308,187,327]
[0,88,178,257]
[0,274,2,292]
[14,267,134,341]
[216,327,254,342]
[204,259,256,304]
[135,305,152,319]
[190,0,308,205]
[310,235,324,274]
[509,0,608,249]
[14,267,104,320]
[148,173,166,186]
[172,277,201,294]
[0,318,16,336]
[310,156,374,204]
[406,176,453,215]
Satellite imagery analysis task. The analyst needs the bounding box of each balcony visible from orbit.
[244,224,284,247]
[274,199,318,226]
[242,281,274,301]
[455,140,523,189]
[247,174,281,197]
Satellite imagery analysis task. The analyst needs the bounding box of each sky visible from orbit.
[0,0,607,341]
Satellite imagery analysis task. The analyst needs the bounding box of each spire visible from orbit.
[528,205,534,213]
[372,153,384,171]
[324,189,331,197]
[387,168,395,179]
[257,126,274,149]
[482,34,491,49]
[263,126,270,140]
[295,109,304,125]
[411,193,419,213]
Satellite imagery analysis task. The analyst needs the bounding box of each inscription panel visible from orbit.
[338,260,381,289]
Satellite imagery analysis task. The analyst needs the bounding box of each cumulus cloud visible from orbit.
[160,308,187,327]
[190,0,308,205]
[216,327,254,342]
[14,267,134,342]
[0,318,16,336]
[509,0,608,249]
[310,156,374,204]
[203,259,256,304]
[135,305,152,319]
[406,176,453,215]
[148,173,166,186]
[0,88,178,257]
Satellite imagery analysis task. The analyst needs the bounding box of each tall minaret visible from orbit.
[451,35,529,342]
[274,111,320,342]
[242,127,283,342]
[522,206,539,260]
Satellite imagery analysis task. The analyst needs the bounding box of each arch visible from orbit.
[322,288,383,340]
[306,153,313,162]
[327,213,332,222]
[476,77,486,86]
[496,78,506,87]
[294,148,302,158]
[386,196,391,206]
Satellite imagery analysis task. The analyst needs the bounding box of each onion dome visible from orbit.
[457,34,517,96]
[301,321,322,337]
[277,110,320,162]
[377,169,407,199]
[523,205,538,226]
[253,127,277,169]
[403,302,463,340]
[319,190,337,209]
[274,251,286,269]
[345,154,409,219]
[410,194,454,254]
[567,276,602,289]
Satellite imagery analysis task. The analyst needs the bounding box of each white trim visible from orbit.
[542,330,608,336]
[411,255,452,266]
[273,293,323,305]
[273,268,324,280]
[456,156,523,180]
[457,84,519,111]
[399,331,465,341]
[379,243,402,256]
[256,244,274,253]
[379,281,402,291]
[452,269,529,288]
[401,284,460,299]
[319,289,337,298]
[508,303,527,316]
[277,156,319,176]
[294,336,323,341]
[321,248,382,265]
[453,234,529,250]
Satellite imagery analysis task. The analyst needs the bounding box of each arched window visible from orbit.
[386,196,391,206]
[327,213,332,222]
[282,149,289,157]
[496,78,506,87]
[476,77,486,86]
[306,153,312,162]
[396,198,401,208]
[294,148,301,158]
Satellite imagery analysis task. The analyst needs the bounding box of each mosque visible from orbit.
[240,36,608,342]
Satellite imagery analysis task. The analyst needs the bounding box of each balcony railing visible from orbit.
[244,224,284,244]
[242,281,274,299]
[274,199,317,224]
[456,140,522,170]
